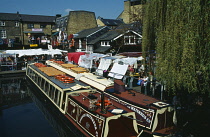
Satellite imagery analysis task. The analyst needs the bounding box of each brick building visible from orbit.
[0,12,22,49]
[0,12,56,49]
[117,0,144,24]
[52,10,97,50]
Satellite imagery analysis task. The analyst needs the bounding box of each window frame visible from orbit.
[124,35,141,45]
[0,21,5,26]
[27,23,34,29]
[0,30,7,38]
[15,21,19,27]
[40,24,47,28]
[101,41,110,46]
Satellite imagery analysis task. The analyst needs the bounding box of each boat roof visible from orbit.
[30,64,88,91]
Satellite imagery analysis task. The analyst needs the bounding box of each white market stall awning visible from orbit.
[5,49,65,57]
[78,53,107,68]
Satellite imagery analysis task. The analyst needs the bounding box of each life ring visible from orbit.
[60,77,67,80]
[55,75,66,79]
[34,63,46,67]
[58,77,68,81]
[63,80,74,83]
[64,77,74,81]
[95,100,112,106]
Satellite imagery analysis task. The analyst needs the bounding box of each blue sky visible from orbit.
[1,0,125,19]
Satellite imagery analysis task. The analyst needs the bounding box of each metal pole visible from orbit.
[100,92,106,114]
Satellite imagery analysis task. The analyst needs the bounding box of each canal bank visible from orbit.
[0,70,26,77]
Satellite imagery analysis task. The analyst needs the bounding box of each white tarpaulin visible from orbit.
[113,57,140,66]
[78,54,92,68]
[108,63,128,79]
[5,49,64,57]
[96,58,112,76]
[78,53,106,68]
[137,56,144,60]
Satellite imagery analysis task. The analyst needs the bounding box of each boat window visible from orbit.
[35,73,38,83]
[57,91,61,106]
[49,84,54,99]
[27,68,32,77]
[54,89,61,106]
[45,82,50,95]
[51,86,56,101]
[61,93,66,110]
[30,70,35,80]
[38,76,42,86]
[41,79,46,90]
[29,69,32,77]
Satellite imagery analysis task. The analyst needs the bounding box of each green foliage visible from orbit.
[142,0,210,94]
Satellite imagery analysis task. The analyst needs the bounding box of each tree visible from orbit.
[142,0,210,95]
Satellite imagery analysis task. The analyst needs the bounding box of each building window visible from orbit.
[40,24,47,28]
[27,24,34,29]
[15,21,19,27]
[0,21,5,26]
[124,35,141,45]
[101,41,110,46]
[0,30,7,38]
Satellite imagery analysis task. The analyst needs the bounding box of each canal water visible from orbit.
[0,75,77,137]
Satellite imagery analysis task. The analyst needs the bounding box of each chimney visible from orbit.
[56,14,62,18]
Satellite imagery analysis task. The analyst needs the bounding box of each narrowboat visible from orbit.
[48,59,178,136]
[26,62,142,137]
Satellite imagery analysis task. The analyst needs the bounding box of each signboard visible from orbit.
[30,44,38,47]
[32,28,43,31]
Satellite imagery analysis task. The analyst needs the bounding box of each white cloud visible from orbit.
[65,8,74,13]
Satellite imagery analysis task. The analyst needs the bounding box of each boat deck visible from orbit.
[106,87,168,110]
[70,91,133,117]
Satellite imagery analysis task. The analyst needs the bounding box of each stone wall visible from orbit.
[0,21,21,40]
[67,11,97,34]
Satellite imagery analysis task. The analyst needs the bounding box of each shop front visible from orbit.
[23,29,50,49]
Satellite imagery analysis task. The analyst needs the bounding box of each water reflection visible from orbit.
[0,76,76,137]
[27,78,78,137]
[0,76,30,108]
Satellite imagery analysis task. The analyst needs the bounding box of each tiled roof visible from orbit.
[88,30,120,44]
[0,13,19,20]
[74,26,108,38]
[99,17,124,26]
[99,30,121,40]
[0,12,56,23]
[94,46,111,53]
[20,14,56,23]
